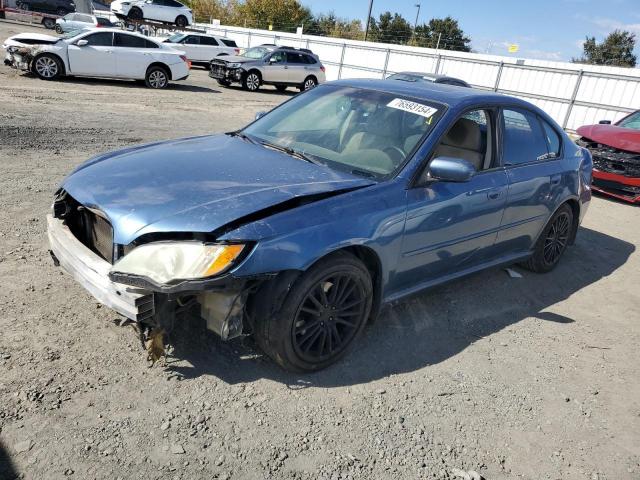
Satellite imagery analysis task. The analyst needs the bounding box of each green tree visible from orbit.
[573,30,636,67]
[234,0,312,32]
[411,16,471,52]
[307,12,363,39]
[368,11,413,44]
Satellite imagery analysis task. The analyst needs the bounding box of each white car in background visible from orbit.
[2,29,190,89]
[55,13,117,33]
[110,0,193,28]
[162,33,239,67]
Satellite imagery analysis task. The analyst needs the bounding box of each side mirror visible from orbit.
[268,56,277,63]
[76,39,88,46]
[598,120,612,125]
[255,111,267,120]
[428,157,476,182]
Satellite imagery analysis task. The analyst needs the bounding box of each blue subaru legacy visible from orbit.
[47,79,592,371]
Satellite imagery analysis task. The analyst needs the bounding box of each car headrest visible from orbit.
[442,118,482,152]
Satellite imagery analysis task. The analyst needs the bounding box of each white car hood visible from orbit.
[3,33,60,49]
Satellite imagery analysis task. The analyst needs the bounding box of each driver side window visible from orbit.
[431,109,493,172]
[269,51,286,64]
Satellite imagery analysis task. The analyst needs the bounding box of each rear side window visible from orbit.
[77,14,93,22]
[540,119,561,158]
[304,54,317,64]
[114,33,147,48]
[285,52,306,64]
[200,36,219,46]
[501,109,548,166]
[84,32,112,46]
[221,39,237,47]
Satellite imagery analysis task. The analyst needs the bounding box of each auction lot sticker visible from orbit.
[387,98,438,118]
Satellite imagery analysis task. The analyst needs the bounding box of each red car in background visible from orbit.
[577,111,640,204]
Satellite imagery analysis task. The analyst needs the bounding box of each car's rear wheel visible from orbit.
[522,204,573,273]
[55,24,63,33]
[275,85,287,92]
[175,15,187,28]
[145,66,169,89]
[300,76,317,91]
[33,54,62,81]
[42,17,56,29]
[128,7,143,21]
[242,71,261,92]
[252,251,373,372]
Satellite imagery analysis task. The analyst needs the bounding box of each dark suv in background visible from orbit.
[17,0,75,16]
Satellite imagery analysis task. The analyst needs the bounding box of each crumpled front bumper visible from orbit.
[3,47,32,71]
[592,169,640,204]
[47,214,155,321]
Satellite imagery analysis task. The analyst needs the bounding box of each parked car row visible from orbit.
[110,0,193,28]
[55,12,118,33]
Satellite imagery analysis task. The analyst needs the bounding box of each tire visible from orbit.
[300,75,317,91]
[128,7,143,21]
[32,54,62,81]
[145,65,169,89]
[522,203,573,273]
[275,84,287,92]
[55,24,63,34]
[43,17,56,29]
[175,15,187,28]
[216,79,231,87]
[242,71,261,91]
[252,251,373,372]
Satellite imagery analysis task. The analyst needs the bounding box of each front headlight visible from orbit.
[110,242,246,285]
[227,62,242,68]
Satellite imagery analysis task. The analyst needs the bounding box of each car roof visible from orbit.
[330,78,538,111]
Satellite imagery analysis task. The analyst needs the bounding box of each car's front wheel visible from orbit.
[145,66,169,89]
[32,54,62,81]
[242,71,261,92]
[252,251,373,372]
[522,203,573,273]
[55,24,63,33]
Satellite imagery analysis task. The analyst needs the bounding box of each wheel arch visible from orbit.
[304,74,318,83]
[147,62,172,80]
[533,197,581,247]
[31,52,66,76]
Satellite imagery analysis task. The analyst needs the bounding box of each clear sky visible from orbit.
[301,0,640,62]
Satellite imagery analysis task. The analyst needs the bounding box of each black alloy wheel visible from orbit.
[522,203,574,273]
[292,273,367,363]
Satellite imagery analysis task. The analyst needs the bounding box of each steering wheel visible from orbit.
[383,146,406,164]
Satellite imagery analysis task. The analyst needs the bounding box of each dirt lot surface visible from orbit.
[1,20,639,480]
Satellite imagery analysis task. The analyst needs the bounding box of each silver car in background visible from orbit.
[209,44,326,93]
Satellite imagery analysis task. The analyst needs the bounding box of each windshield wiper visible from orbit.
[350,168,378,179]
[259,141,323,165]
[227,130,257,144]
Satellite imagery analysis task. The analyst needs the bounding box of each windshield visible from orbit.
[242,85,444,177]
[617,111,640,130]
[166,33,186,43]
[62,28,90,41]
[241,47,270,59]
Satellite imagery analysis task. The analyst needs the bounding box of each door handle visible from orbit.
[487,189,503,200]
[550,174,561,185]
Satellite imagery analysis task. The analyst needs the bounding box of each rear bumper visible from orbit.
[592,169,640,204]
[47,214,154,321]
[169,62,189,81]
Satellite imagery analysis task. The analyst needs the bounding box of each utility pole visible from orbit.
[413,3,421,30]
[364,0,374,42]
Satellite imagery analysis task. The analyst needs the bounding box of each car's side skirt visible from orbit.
[383,251,532,304]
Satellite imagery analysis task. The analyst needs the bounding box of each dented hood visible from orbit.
[62,134,374,245]
[577,124,640,153]
[3,33,60,48]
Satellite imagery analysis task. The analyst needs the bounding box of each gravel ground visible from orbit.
[1,20,639,480]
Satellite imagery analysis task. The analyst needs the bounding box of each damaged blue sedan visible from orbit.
[47,79,592,371]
